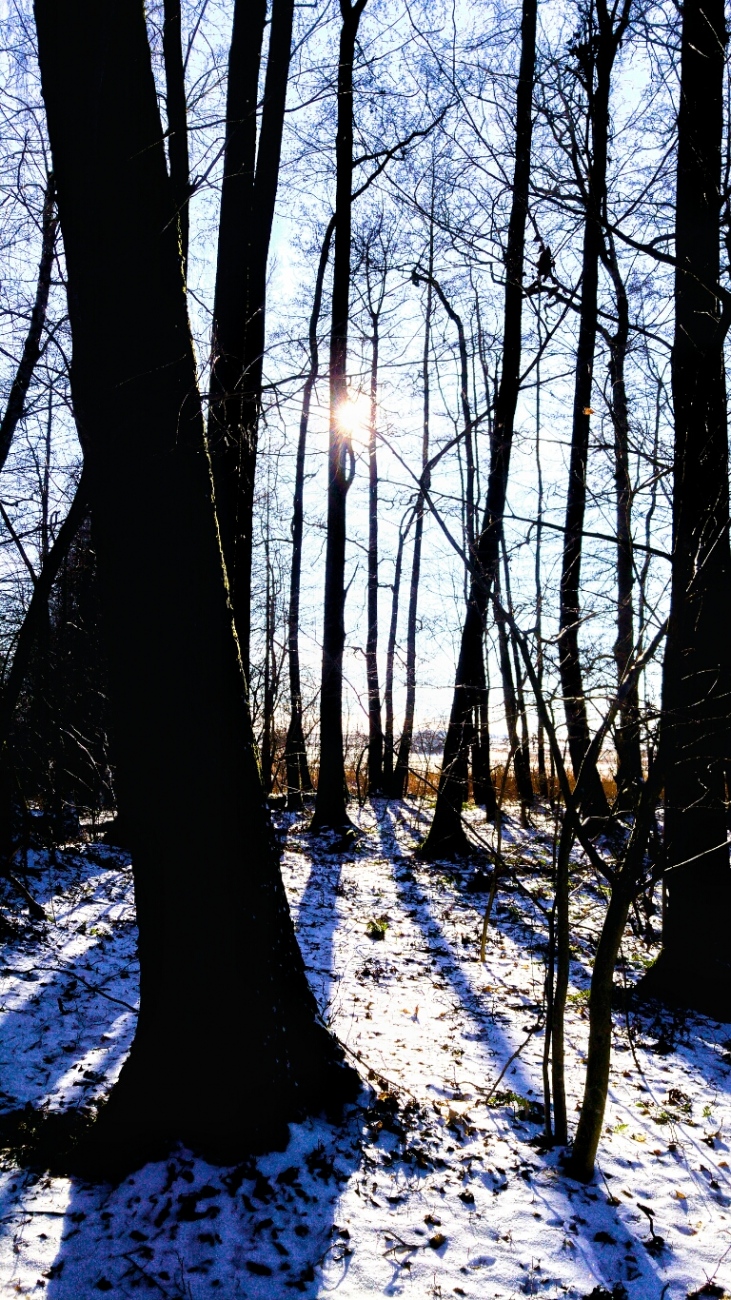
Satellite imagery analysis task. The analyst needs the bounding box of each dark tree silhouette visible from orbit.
[640,0,731,1018]
[208,0,295,676]
[311,0,369,832]
[34,0,357,1167]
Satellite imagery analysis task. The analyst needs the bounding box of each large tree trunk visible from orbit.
[284,221,335,809]
[557,0,630,824]
[34,0,357,1167]
[640,0,731,1017]
[420,0,537,858]
[311,0,368,831]
[208,0,295,677]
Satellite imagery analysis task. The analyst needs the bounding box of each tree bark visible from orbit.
[34,0,357,1167]
[641,0,731,1016]
[284,220,335,809]
[208,0,295,676]
[311,0,368,831]
[420,0,537,858]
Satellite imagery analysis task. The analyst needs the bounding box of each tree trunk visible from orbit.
[260,494,275,794]
[494,568,533,807]
[34,0,357,1167]
[366,310,383,792]
[501,536,534,806]
[569,757,664,1180]
[384,513,410,795]
[534,308,549,799]
[208,0,295,676]
[311,0,368,831]
[550,813,572,1145]
[394,224,433,799]
[284,220,335,809]
[471,645,497,817]
[641,0,731,1017]
[162,0,190,274]
[420,0,537,859]
[0,173,57,474]
[557,0,630,823]
[603,240,643,803]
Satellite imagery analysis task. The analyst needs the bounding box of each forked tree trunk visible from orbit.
[208,0,295,677]
[34,0,357,1167]
[284,219,335,809]
[641,0,731,1017]
[311,0,368,831]
[420,0,537,859]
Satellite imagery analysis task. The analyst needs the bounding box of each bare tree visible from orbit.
[311,0,369,832]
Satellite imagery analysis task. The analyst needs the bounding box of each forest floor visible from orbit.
[0,799,730,1299]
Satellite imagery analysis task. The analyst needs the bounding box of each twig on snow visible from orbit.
[483,1020,543,1105]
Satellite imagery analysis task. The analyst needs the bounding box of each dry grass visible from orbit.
[292,762,618,807]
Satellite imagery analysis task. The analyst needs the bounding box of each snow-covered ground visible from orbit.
[0,800,730,1298]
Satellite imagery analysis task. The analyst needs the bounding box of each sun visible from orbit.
[336,392,371,441]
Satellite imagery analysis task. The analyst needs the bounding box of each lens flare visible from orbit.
[336,393,371,440]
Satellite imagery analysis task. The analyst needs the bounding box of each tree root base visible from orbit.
[634,950,731,1023]
[0,1050,361,1183]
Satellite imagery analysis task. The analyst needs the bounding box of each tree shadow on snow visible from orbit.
[369,801,704,1298]
[36,1108,364,1298]
[0,832,366,1298]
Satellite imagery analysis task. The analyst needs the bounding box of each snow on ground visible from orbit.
[0,799,730,1299]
